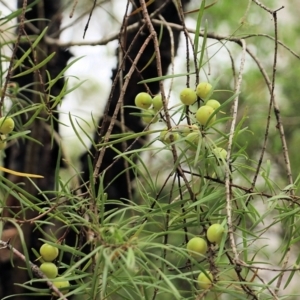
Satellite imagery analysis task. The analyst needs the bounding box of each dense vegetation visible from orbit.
[0,1,300,299]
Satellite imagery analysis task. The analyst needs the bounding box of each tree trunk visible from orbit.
[0,1,70,299]
[80,0,191,210]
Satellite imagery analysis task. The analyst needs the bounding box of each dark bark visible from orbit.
[0,1,70,299]
[80,0,190,210]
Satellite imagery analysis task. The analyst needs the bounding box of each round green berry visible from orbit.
[196,82,212,99]
[212,147,227,160]
[135,92,152,109]
[52,277,70,296]
[0,117,15,134]
[152,95,163,111]
[187,237,207,258]
[207,223,225,244]
[177,124,199,136]
[40,243,59,262]
[206,99,220,110]
[160,129,179,144]
[185,131,202,151]
[142,109,158,124]
[40,262,58,279]
[198,271,213,289]
[195,105,216,126]
[180,88,197,105]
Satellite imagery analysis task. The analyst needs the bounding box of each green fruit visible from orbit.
[135,92,152,109]
[185,131,202,151]
[186,237,207,258]
[0,135,7,150]
[177,124,198,136]
[196,105,216,126]
[196,82,212,99]
[160,129,179,144]
[52,277,70,296]
[197,271,213,289]
[40,243,59,262]
[212,147,227,160]
[152,95,163,111]
[40,262,58,278]
[142,109,158,124]
[0,117,15,134]
[206,99,220,110]
[207,224,224,244]
[180,88,197,105]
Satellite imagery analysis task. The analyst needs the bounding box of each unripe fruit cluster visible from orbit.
[186,224,225,255]
[179,83,221,127]
[186,224,225,290]
[160,129,179,144]
[136,87,226,158]
[39,243,70,296]
[159,124,200,146]
[135,92,164,124]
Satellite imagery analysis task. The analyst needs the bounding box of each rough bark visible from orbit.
[0,1,70,299]
[80,0,191,210]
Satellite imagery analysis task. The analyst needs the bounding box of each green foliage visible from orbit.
[0,1,300,300]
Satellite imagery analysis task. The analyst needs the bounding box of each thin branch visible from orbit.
[41,21,300,61]
[251,0,276,14]
[83,0,97,39]
[271,7,293,295]
[225,39,247,262]
[0,239,68,299]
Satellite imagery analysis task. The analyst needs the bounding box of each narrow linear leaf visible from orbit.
[12,52,56,78]
[12,26,49,71]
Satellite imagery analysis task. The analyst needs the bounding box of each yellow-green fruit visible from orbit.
[186,237,207,258]
[207,224,224,244]
[135,92,152,109]
[52,277,70,296]
[185,132,202,151]
[40,243,59,262]
[0,117,14,134]
[198,271,213,289]
[212,147,227,160]
[196,105,216,126]
[160,129,179,144]
[152,95,163,111]
[0,135,7,150]
[180,88,197,105]
[206,99,220,110]
[177,124,198,137]
[196,82,212,99]
[40,262,58,279]
[142,109,158,124]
